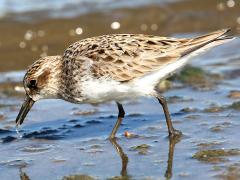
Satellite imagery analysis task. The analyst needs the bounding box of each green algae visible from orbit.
[172,65,223,89]
[216,163,240,180]
[204,106,224,113]
[229,101,240,110]
[193,149,240,163]
[62,175,95,180]
[177,66,206,85]
[130,144,151,155]
[157,80,172,92]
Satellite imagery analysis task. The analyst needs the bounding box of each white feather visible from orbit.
[81,78,143,103]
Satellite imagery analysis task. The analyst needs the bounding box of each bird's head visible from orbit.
[16,55,62,126]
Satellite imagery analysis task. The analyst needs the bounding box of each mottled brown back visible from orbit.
[62,29,231,82]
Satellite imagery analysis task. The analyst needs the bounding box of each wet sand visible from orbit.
[0,0,240,179]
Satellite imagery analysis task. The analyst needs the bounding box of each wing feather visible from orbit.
[63,29,232,82]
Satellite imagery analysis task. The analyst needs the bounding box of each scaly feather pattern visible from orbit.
[62,29,231,82]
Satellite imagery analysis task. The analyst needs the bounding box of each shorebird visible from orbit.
[16,29,233,139]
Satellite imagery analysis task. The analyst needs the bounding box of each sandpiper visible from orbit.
[16,29,233,139]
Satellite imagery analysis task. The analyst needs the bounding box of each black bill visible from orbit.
[16,96,35,126]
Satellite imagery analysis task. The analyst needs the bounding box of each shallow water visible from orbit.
[0,0,240,179]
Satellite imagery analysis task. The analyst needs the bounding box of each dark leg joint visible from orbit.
[109,102,125,139]
[117,102,125,118]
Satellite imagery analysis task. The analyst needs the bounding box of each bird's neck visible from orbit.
[57,58,86,103]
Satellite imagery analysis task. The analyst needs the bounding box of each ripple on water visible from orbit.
[126,113,143,117]
[73,124,85,128]
[0,159,33,168]
[1,136,16,143]
[0,128,11,134]
[20,144,53,153]
[86,120,102,124]
[23,128,66,140]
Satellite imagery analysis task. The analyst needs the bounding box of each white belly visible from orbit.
[80,78,154,103]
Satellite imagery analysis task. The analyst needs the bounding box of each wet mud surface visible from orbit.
[0,0,240,179]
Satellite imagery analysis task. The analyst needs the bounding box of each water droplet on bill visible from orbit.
[15,125,23,139]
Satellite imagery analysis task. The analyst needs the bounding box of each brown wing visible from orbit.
[63,29,231,82]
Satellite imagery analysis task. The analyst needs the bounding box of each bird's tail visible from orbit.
[134,29,234,89]
[177,28,234,57]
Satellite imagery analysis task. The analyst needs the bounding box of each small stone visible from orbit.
[124,131,137,138]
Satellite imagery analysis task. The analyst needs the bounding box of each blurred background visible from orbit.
[0,1,240,180]
[0,0,239,71]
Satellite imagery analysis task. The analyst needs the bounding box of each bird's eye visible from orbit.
[28,79,37,88]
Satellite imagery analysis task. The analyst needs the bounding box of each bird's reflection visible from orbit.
[109,136,181,179]
[18,136,181,180]
[165,136,181,179]
[109,138,129,178]
[19,168,30,180]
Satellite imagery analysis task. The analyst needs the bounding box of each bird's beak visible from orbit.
[16,96,35,126]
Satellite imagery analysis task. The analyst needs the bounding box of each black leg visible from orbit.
[155,92,182,137]
[109,102,125,139]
